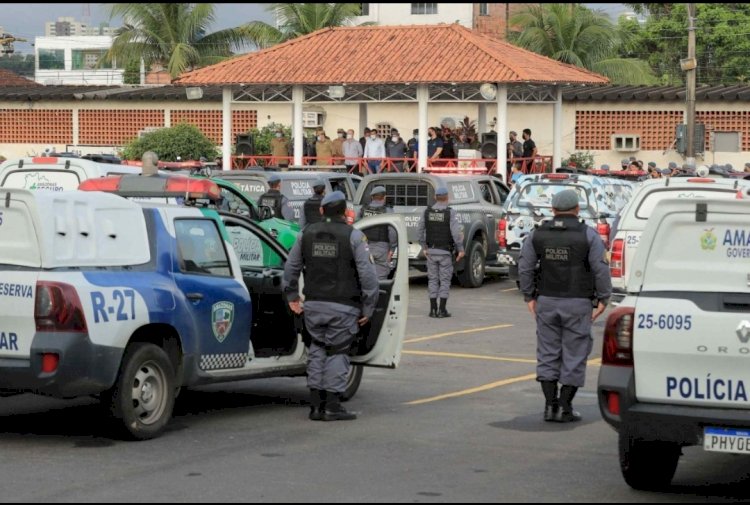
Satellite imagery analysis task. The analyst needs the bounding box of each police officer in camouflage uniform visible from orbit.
[417,186,465,318]
[358,185,397,280]
[518,189,611,423]
[259,173,295,221]
[298,178,326,229]
[283,191,379,422]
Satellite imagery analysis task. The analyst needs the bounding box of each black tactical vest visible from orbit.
[360,204,389,243]
[302,194,324,227]
[424,207,454,251]
[532,216,594,299]
[302,220,361,307]
[259,190,283,219]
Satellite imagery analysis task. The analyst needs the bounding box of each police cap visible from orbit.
[435,186,449,196]
[321,190,346,207]
[647,161,657,168]
[600,164,610,171]
[370,185,386,196]
[267,173,281,184]
[551,189,579,211]
[312,177,326,189]
[660,168,672,175]
[668,161,678,169]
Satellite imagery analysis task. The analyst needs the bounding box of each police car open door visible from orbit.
[350,213,409,368]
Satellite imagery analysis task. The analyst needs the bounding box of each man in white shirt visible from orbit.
[363,128,385,174]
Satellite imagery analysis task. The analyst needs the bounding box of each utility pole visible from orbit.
[685,3,697,166]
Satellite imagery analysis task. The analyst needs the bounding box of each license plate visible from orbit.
[704,427,750,454]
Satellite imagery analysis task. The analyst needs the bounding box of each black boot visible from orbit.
[308,389,325,421]
[437,298,451,318]
[322,392,357,421]
[540,380,559,422]
[556,385,582,423]
[429,298,438,318]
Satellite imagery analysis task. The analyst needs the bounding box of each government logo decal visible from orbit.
[212,301,235,343]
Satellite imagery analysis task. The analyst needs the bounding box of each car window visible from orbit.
[225,221,284,269]
[329,178,353,200]
[477,181,494,203]
[635,187,739,220]
[219,187,254,218]
[492,180,509,205]
[174,219,232,277]
[515,183,590,210]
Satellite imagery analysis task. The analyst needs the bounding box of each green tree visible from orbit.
[243,3,372,50]
[0,53,35,77]
[624,3,750,85]
[103,3,255,80]
[121,122,219,161]
[509,4,657,85]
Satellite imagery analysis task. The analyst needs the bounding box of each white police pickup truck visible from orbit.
[0,187,408,439]
[598,193,750,490]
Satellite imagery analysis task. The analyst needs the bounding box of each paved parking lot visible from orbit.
[1,274,749,502]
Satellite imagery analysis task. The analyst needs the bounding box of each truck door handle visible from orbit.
[186,292,204,301]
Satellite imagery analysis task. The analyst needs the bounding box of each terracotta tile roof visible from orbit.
[0,69,40,86]
[177,23,608,86]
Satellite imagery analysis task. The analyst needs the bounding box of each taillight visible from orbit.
[597,221,610,249]
[602,306,635,367]
[610,238,624,278]
[497,218,507,248]
[35,281,87,333]
[606,391,621,415]
[345,207,355,225]
[41,353,60,373]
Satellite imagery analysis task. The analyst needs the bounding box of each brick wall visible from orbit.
[0,109,73,143]
[171,110,258,144]
[473,3,534,40]
[575,110,684,151]
[79,109,165,145]
[697,111,750,151]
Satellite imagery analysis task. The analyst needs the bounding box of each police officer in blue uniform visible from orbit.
[283,190,379,421]
[298,178,326,229]
[417,186,465,318]
[259,173,295,221]
[359,185,397,280]
[518,189,611,423]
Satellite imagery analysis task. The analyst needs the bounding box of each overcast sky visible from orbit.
[1,3,630,55]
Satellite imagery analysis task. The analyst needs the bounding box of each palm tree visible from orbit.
[103,3,256,80]
[244,3,372,50]
[509,4,657,85]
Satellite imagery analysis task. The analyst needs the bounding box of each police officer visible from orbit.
[299,178,326,229]
[259,173,294,221]
[283,191,379,422]
[359,186,397,280]
[417,186,465,318]
[518,189,611,423]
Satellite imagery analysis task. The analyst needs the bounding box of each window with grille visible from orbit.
[72,49,111,70]
[411,3,437,15]
[479,3,489,16]
[386,182,431,207]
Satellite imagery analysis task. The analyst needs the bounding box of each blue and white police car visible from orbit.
[0,183,409,439]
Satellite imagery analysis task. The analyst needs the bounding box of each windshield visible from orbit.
[509,183,596,218]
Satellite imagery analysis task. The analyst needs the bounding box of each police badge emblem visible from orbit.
[212,301,235,343]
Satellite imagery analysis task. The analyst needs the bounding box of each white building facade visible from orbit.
[352,3,473,27]
[34,36,124,85]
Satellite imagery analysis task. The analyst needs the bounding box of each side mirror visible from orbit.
[259,205,274,220]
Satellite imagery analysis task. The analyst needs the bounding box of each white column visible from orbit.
[222,87,232,171]
[140,58,146,86]
[293,85,304,166]
[553,86,562,170]
[496,84,508,179]
[417,84,429,173]
[72,107,79,148]
[477,103,487,135]
[164,109,171,128]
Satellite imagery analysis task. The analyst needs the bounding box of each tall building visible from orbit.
[45,16,115,37]
[350,3,535,40]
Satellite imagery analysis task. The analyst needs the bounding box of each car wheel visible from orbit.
[619,432,681,491]
[340,365,364,402]
[105,343,176,441]
[457,240,485,288]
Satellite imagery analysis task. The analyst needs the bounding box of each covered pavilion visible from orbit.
[176,23,608,173]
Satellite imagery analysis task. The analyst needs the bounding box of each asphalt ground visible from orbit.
[1,273,750,502]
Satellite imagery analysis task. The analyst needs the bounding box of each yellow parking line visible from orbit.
[404,324,513,344]
[405,358,601,405]
[403,350,536,364]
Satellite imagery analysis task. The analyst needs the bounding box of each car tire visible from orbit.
[457,240,485,288]
[340,365,364,402]
[105,343,176,441]
[618,433,681,491]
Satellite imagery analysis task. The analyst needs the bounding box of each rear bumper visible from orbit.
[498,249,520,281]
[598,364,750,446]
[0,332,122,399]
